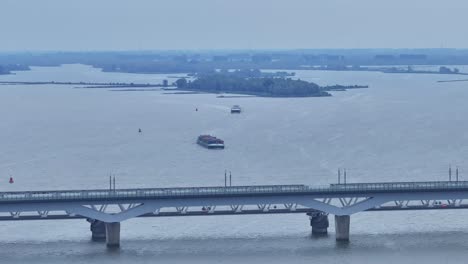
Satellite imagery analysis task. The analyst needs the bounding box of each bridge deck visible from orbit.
[1,181,468,203]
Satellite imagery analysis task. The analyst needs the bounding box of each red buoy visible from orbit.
[9,177,14,184]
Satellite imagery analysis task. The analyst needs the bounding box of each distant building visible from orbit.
[374,55,395,60]
[212,56,228,62]
[252,54,272,63]
[303,55,320,63]
[172,55,188,63]
[227,53,250,62]
[317,54,345,66]
[399,54,428,60]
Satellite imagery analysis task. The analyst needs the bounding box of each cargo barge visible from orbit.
[197,135,225,149]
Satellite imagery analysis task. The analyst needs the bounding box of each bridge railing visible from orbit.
[0,185,310,202]
[329,181,468,191]
[1,181,468,203]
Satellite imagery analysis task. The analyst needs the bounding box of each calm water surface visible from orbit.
[1,64,468,263]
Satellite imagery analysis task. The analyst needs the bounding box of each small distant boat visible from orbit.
[197,135,225,149]
[231,105,241,114]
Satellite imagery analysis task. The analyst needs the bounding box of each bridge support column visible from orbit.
[105,222,121,248]
[308,212,329,236]
[334,215,350,241]
[88,219,106,241]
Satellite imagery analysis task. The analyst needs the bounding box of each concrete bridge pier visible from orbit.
[88,219,106,241]
[308,212,329,236]
[334,215,350,241]
[105,222,121,248]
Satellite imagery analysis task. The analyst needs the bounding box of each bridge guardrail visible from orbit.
[1,181,468,203]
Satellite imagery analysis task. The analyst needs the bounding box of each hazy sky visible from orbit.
[1,0,467,51]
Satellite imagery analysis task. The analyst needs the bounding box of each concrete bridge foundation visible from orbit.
[88,219,106,241]
[334,215,350,241]
[308,212,329,236]
[105,222,121,248]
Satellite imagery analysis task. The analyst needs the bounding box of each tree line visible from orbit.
[176,74,330,97]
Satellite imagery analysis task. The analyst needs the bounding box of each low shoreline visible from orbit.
[217,95,257,98]
[437,79,468,83]
[0,81,166,87]
[0,80,369,98]
[78,85,167,89]
[323,85,369,91]
[171,88,332,98]
[110,88,162,92]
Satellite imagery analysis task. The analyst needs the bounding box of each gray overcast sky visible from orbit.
[1,0,467,51]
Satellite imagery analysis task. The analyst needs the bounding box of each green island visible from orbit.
[175,74,331,97]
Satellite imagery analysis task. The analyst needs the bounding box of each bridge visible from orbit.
[2,181,468,247]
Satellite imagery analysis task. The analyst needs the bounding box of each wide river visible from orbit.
[1,64,468,263]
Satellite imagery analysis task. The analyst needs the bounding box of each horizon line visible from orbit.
[2,48,468,54]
